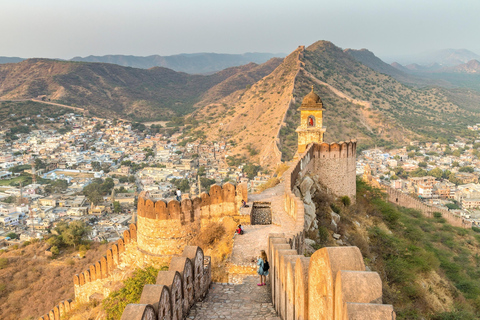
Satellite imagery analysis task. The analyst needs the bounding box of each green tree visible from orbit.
[113,201,122,213]
[430,168,443,179]
[243,163,261,179]
[83,183,103,205]
[200,177,216,190]
[91,161,102,171]
[6,232,19,239]
[442,170,452,179]
[62,220,91,248]
[410,168,427,177]
[198,166,206,176]
[418,161,428,168]
[459,166,474,173]
[449,173,461,185]
[453,150,462,157]
[45,179,68,194]
[50,245,59,257]
[34,158,46,170]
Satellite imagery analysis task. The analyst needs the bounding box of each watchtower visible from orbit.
[296,86,326,154]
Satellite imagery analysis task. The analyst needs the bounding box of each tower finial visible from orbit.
[311,85,314,92]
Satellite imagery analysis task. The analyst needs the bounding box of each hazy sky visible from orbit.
[1,0,479,60]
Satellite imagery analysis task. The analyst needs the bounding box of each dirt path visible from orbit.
[301,69,375,134]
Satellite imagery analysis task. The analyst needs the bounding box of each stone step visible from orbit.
[187,276,279,320]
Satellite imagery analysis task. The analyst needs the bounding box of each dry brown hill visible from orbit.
[192,41,480,167]
[191,46,304,167]
[0,59,279,121]
[0,241,108,320]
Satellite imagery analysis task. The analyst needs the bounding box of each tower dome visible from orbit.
[302,85,322,105]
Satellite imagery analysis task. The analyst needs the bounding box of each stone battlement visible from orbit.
[269,233,396,320]
[137,182,248,222]
[120,246,211,320]
[385,185,471,229]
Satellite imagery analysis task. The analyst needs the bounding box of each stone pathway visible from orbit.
[230,183,297,268]
[187,276,279,319]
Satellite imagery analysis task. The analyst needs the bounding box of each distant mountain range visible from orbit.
[0,53,284,75]
[383,48,480,66]
[70,52,284,74]
[0,57,24,64]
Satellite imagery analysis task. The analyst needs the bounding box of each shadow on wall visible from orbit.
[120,246,211,320]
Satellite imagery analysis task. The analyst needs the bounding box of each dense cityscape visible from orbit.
[0,112,272,248]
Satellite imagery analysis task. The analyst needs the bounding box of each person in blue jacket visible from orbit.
[257,250,269,286]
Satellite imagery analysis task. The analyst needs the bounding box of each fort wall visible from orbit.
[120,246,211,320]
[312,141,357,201]
[268,233,396,320]
[38,183,247,319]
[384,185,471,229]
[279,141,396,319]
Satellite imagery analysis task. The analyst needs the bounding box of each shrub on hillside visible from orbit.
[103,266,163,320]
[196,222,226,247]
[340,196,351,207]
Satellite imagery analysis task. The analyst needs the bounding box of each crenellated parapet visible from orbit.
[268,233,396,320]
[120,246,211,320]
[136,182,247,222]
[384,185,472,229]
[37,299,74,320]
[136,183,248,257]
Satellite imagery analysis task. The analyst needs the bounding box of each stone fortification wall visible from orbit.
[136,183,248,257]
[268,233,395,320]
[284,141,356,233]
[37,300,75,320]
[311,141,357,201]
[120,246,211,320]
[281,141,395,319]
[385,185,471,229]
[39,183,248,319]
[38,224,139,320]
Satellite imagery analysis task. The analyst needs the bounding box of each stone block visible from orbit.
[308,247,365,320]
[334,271,383,320]
[120,303,157,320]
[155,200,168,220]
[344,303,396,320]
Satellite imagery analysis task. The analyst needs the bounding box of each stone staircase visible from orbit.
[187,276,279,320]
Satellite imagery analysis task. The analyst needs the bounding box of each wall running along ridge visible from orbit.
[385,185,472,229]
[120,246,211,320]
[364,172,471,229]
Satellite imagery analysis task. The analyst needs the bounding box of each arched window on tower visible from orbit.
[307,115,315,127]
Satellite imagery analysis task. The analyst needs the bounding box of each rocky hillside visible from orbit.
[306,179,480,319]
[0,58,281,121]
[193,41,480,167]
[191,46,304,167]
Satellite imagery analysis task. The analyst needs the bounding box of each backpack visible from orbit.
[263,260,270,272]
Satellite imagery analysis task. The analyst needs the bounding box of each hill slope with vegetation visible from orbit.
[0,58,281,121]
[191,41,480,166]
[310,179,480,320]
